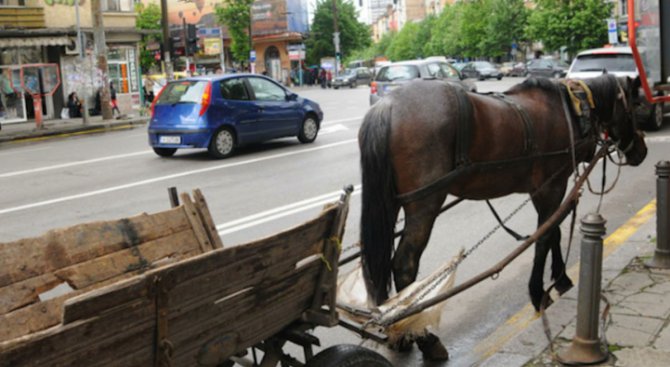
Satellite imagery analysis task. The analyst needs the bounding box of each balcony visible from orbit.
[0,6,45,29]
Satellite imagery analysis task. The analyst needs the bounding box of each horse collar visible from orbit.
[562,80,596,137]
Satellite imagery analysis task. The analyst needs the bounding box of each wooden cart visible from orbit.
[0,187,391,366]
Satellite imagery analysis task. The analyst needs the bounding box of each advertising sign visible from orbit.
[204,38,222,56]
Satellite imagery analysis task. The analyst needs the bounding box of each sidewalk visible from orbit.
[479,206,670,367]
[0,114,149,144]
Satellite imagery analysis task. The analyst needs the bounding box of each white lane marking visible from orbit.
[0,151,152,178]
[319,124,348,135]
[322,116,363,125]
[0,139,358,216]
[646,135,670,143]
[217,185,361,235]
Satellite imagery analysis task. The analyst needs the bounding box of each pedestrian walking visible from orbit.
[110,82,120,116]
[319,68,327,89]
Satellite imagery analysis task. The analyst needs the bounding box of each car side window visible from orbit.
[220,78,249,101]
[247,77,286,101]
[427,63,441,78]
[438,63,459,78]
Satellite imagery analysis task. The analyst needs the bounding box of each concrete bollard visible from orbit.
[558,213,608,365]
[646,161,670,269]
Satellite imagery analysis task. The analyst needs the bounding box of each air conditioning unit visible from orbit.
[65,37,81,56]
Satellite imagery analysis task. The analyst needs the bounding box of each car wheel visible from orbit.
[153,147,177,157]
[350,81,357,88]
[477,73,485,81]
[298,115,319,143]
[553,72,562,79]
[647,101,664,131]
[497,75,502,80]
[208,127,236,158]
[334,86,339,90]
[305,344,392,367]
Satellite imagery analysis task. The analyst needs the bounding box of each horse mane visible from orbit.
[506,77,559,95]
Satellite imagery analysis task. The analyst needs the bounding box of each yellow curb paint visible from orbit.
[8,124,138,143]
[473,199,657,362]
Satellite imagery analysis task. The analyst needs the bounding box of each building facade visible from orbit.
[0,0,141,125]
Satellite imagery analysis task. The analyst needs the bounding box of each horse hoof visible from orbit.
[555,277,574,295]
[388,337,414,353]
[416,333,449,361]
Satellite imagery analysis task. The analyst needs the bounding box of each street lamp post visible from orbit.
[74,0,89,124]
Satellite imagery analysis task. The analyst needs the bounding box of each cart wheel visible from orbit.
[305,344,392,367]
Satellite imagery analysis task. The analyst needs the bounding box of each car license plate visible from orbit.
[159,136,181,144]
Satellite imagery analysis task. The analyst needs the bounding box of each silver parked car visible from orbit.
[333,67,373,89]
[369,60,476,105]
[567,46,666,130]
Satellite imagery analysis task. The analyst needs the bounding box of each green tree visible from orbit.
[526,0,613,58]
[215,0,253,65]
[135,2,162,72]
[482,0,528,59]
[305,0,371,65]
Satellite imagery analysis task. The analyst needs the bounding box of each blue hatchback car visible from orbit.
[148,74,323,158]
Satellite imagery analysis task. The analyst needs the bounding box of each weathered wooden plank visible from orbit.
[193,189,224,249]
[0,295,65,344]
[62,275,151,325]
[0,273,60,315]
[169,261,322,365]
[0,208,191,288]
[54,228,201,290]
[180,192,214,252]
[0,298,155,367]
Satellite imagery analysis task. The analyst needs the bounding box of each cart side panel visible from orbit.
[0,292,156,367]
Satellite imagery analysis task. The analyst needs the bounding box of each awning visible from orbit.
[0,36,71,48]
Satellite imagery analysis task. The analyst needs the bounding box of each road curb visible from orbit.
[0,118,149,144]
[473,201,657,366]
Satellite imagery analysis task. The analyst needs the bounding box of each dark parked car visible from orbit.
[148,74,323,158]
[460,61,503,80]
[370,59,476,105]
[567,46,666,130]
[526,58,569,78]
[333,67,373,89]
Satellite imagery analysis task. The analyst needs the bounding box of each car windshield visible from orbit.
[474,61,494,68]
[571,54,637,73]
[375,65,420,82]
[156,80,208,105]
[342,69,355,76]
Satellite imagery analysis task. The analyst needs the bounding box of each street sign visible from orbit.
[250,50,256,62]
[607,18,618,44]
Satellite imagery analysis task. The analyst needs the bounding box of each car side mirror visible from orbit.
[286,92,298,101]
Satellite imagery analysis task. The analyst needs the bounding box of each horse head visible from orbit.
[587,75,648,166]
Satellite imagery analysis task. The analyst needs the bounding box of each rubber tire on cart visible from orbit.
[298,115,319,143]
[153,147,177,157]
[647,101,664,131]
[305,344,393,367]
[208,127,236,158]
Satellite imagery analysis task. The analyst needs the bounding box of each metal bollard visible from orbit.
[646,161,670,269]
[558,213,608,365]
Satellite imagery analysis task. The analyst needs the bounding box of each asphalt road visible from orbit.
[1,77,668,366]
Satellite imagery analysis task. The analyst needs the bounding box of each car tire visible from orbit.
[208,127,236,159]
[350,81,357,89]
[334,86,339,90]
[298,115,319,143]
[647,101,664,131]
[477,73,485,81]
[497,75,502,80]
[153,147,177,157]
[553,72,562,79]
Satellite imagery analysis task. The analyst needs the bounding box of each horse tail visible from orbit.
[359,99,398,305]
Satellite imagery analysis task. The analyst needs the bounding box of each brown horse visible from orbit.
[359,75,647,324]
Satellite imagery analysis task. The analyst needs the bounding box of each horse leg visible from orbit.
[550,226,574,295]
[529,182,568,311]
[392,195,450,361]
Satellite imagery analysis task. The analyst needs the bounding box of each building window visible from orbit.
[0,0,26,6]
[102,0,133,12]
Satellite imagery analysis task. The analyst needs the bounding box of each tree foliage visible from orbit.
[135,2,162,72]
[215,0,253,64]
[526,0,612,58]
[305,0,371,64]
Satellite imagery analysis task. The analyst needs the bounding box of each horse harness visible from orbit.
[396,81,599,206]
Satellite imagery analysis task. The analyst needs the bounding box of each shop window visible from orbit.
[0,0,27,6]
[103,0,133,12]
